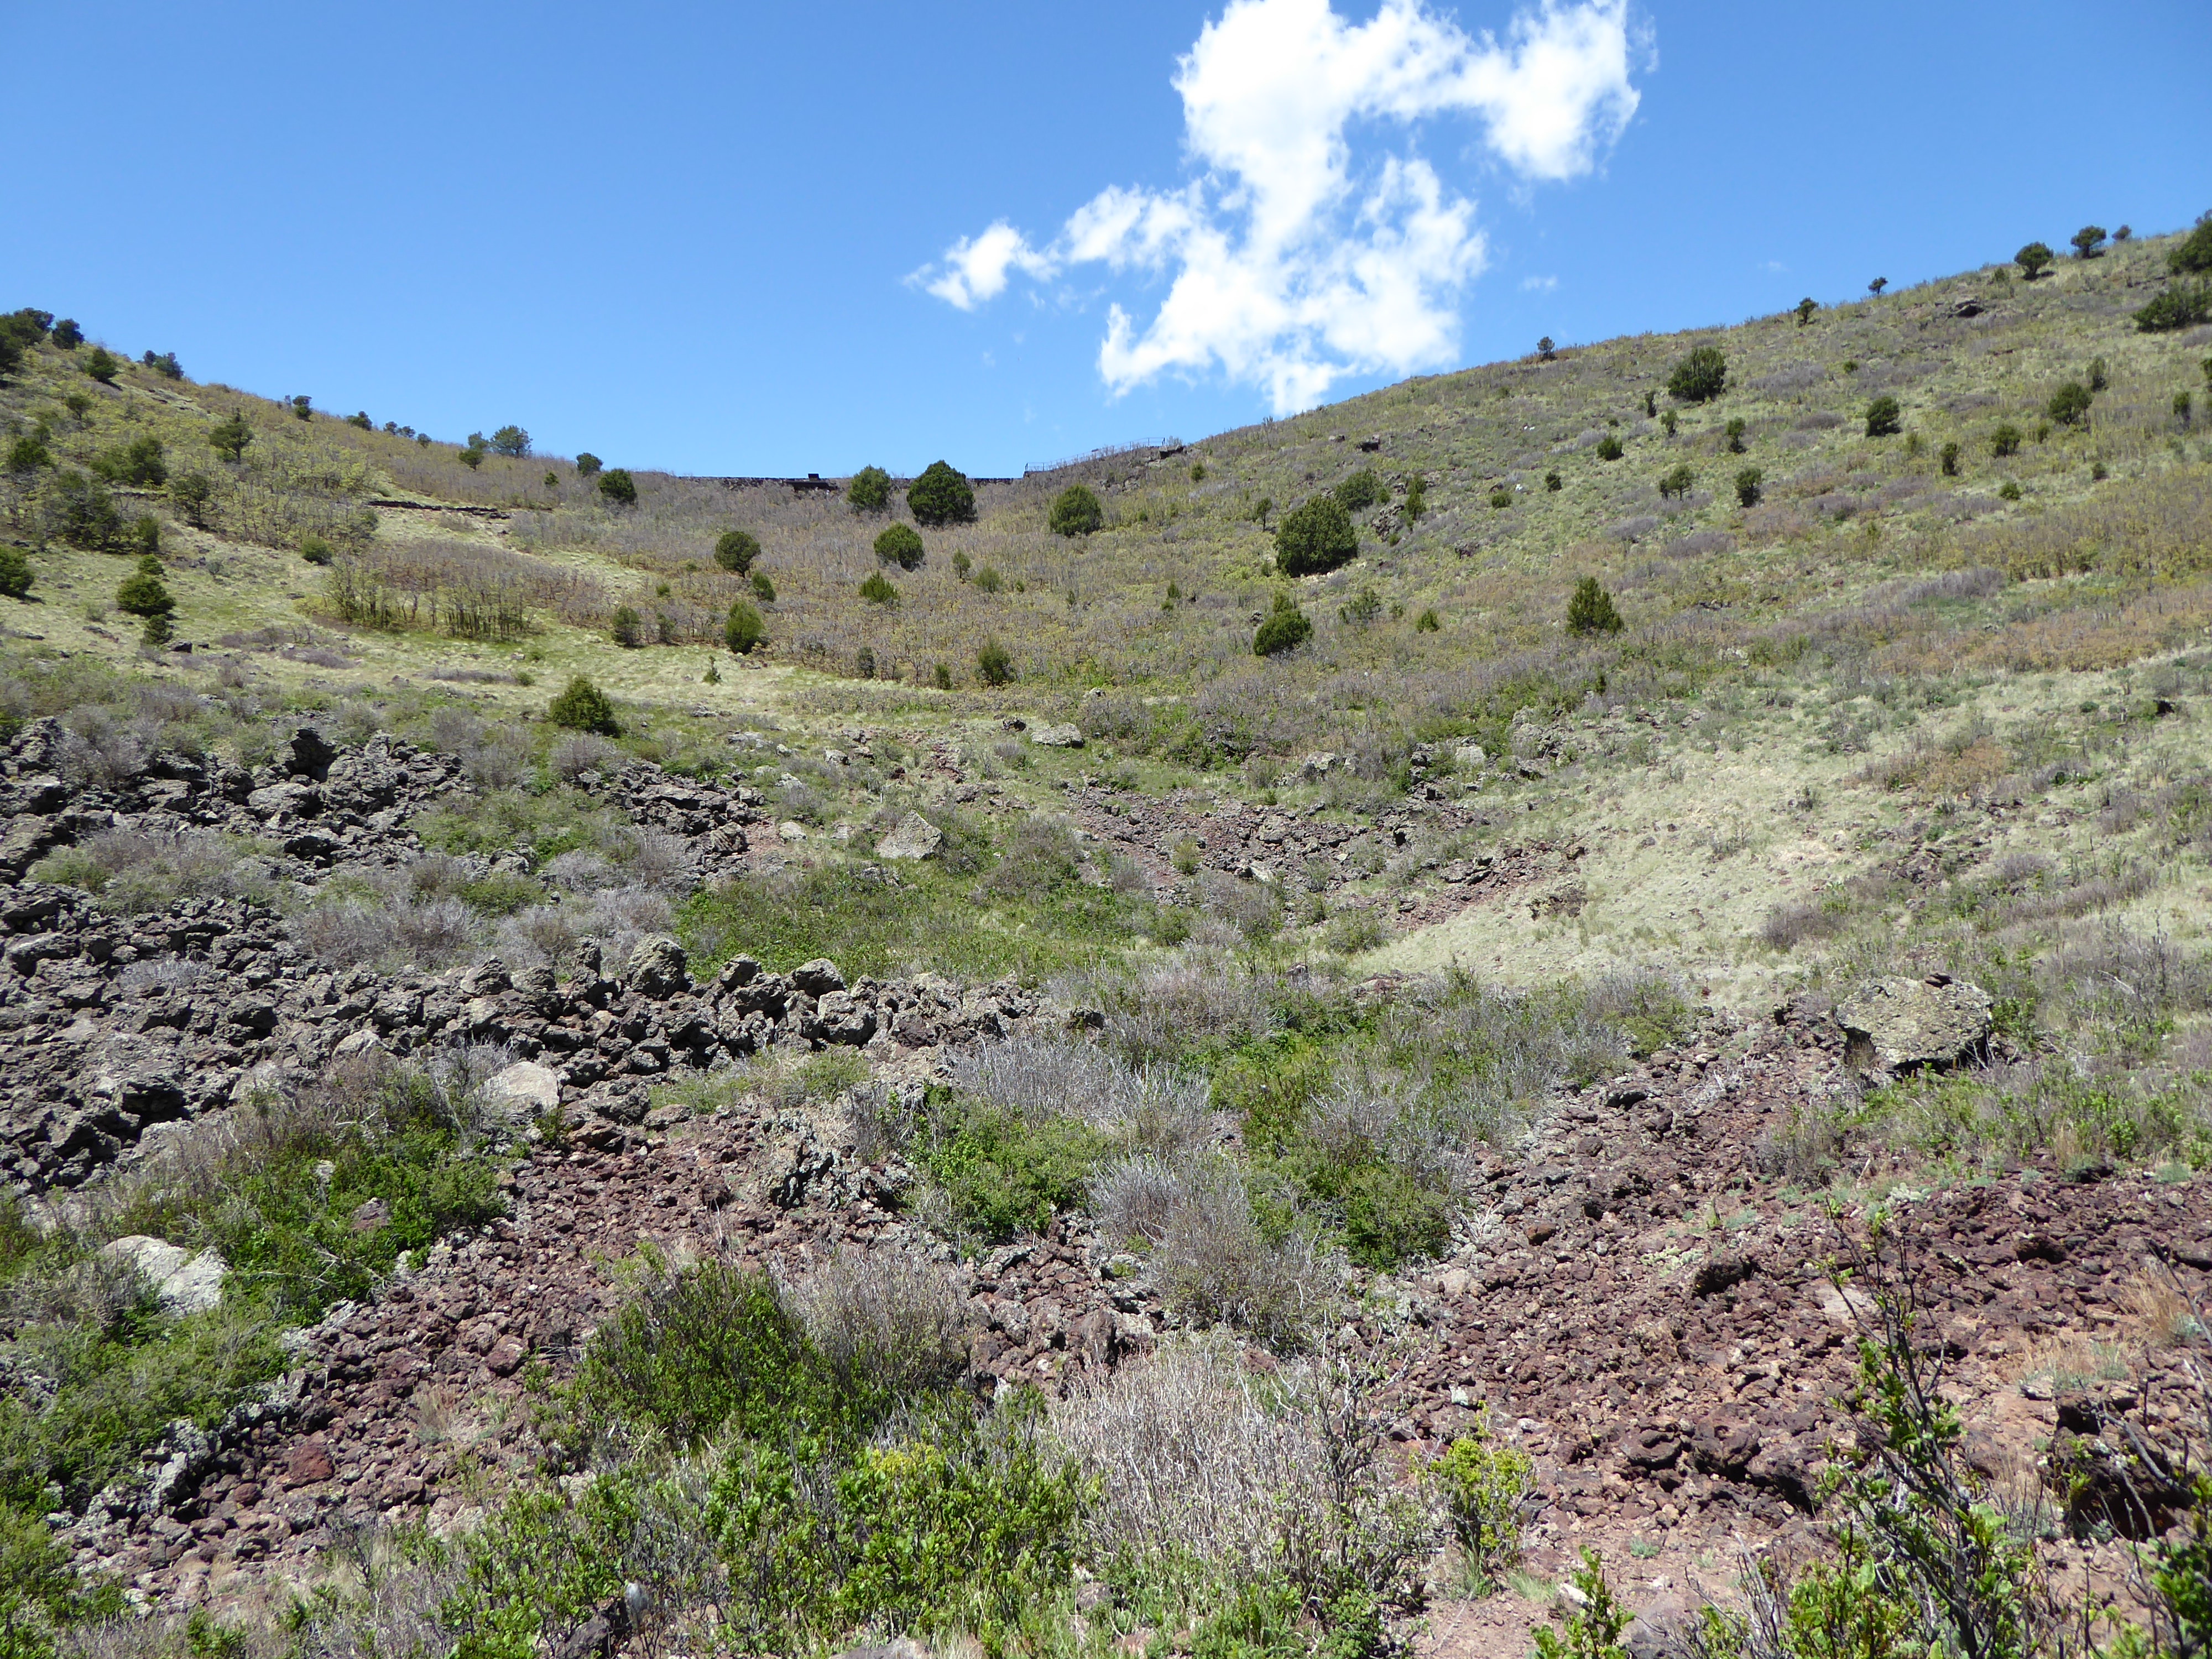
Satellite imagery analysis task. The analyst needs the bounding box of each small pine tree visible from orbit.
[1725,417,1746,453]
[1868,276,1888,296]
[1658,408,1678,436]
[724,600,765,654]
[1544,471,1563,492]
[713,529,760,573]
[847,465,892,513]
[873,523,925,570]
[575,452,603,477]
[859,571,899,606]
[1940,441,1960,476]
[2133,282,2212,333]
[1275,495,1358,576]
[2071,225,2106,259]
[2086,355,2109,392]
[143,350,182,380]
[1331,468,1384,512]
[1595,434,1624,461]
[1991,422,2023,457]
[1489,488,1512,509]
[114,556,175,618]
[1666,345,1728,403]
[168,472,212,526]
[934,662,953,690]
[489,425,530,457]
[84,347,120,384]
[1865,395,1903,437]
[547,676,619,735]
[598,468,638,505]
[1566,577,1623,636]
[2016,241,2055,280]
[1253,592,1312,656]
[51,318,81,348]
[1414,608,1441,633]
[0,545,33,599]
[1734,467,1764,508]
[300,535,333,566]
[345,411,372,430]
[2178,390,2194,428]
[2046,382,2093,426]
[951,550,972,581]
[1404,474,1426,519]
[854,646,875,679]
[2172,220,2212,274]
[907,460,975,526]
[609,605,643,646]
[1644,390,1657,418]
[1047,483,1103,536]
[208,414,254,462]
[457,446,483,471]
[1795,296,1817,326]
[140,613,174,647]
[975,638,1013,686]
[6,435,48,475]
[750,570,775,601]
[1657,463,1694,500]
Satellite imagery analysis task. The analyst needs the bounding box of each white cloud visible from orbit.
[916,0,1641,411]
[1521,273,1559,291]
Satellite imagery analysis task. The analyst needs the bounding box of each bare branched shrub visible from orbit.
[1153,1164,1333,1348]
[294,894,481,969]
[551,731,622,781]
[36,830,273,914]
[1091,1154,1190,1248]
[787,1249,972,1399]
[1077,950,1279,1065]
[0,1251,156,1339]
[952,1035,1211,1155]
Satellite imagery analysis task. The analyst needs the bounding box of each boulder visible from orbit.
[1032,723,1085,748]
[792,957,847,995]
[484,1060,561,1115]
[625,937,690,998]
[103,1235,227,1314]
[876,812,945,862]
[1834,975,1992,1074]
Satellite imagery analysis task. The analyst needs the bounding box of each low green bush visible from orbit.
[1594,434,1624,461]
[1431,1411,1534,1585]
[1566,577,1622,636]
[1332,469,1383,513]
[874,523,925,570]
[1048,484,1104,536]
[977,638,1013,685]
[1254,594,1312,656]
[725,599,765,654]
[1666,344,1727,403]
[547,676,620,735]
[918,1094,1113,1244]
[609,604,643,646]
[113,557,174,618]
[847,465,892,513]
[0,547,32,600]
[597,468,637,507]
[1276,497,1357,577]
[1865,395,1903,437]
[859,571,899,607]
[907,461,975,527]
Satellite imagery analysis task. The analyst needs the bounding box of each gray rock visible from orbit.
[102,1235,226,1314]
[486,1060,561,1115]
[1835,975,1992,1074]
[792,957,847,996]
[877,812,945,862]
[626,937,690,998]
[1032,723,1085,748]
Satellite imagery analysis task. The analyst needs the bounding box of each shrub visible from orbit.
[83,347,119,384]
[1594,433,1624,461]
[1275,495,1357,576]
[92,434,167,486]
[2047,380,2093,426]
[1724,416,1746,452]
[49,317,79,348]
[977,638,1013,685]
[128,515,160,556]
[207,413,253,462]
[749,570,775,601]
[1339,587,1381,626]
[1658,406,1677,436]
[489,425,530,457]
[858,571,898,607]
[0,546,32,599]
[1656,463,1694,500]
[873,523,924,570]
[456,445,483,470]
[48,471,122,548]
[140,613,174,646]
[847,464,891,512]
[2135,283,2212,332]
[1543,471,1562,491]
[291,395,313,420]
[1489,488,1512,509]
[1734,466,1763,507]
[1999,479,2022,501]
[609,604,643,646]
[973,564,1003,592]
[921,1097,1110,1243]
[2070,224,2105,259]
[1403,474,1426,518]
[1254,593,1312,656]
[2016,241,2054,279]
[114,557,174,618]
[1533,1551,1632,1659]
[597,467,637,506]
[299,534,334,566]
[933,662,952,690]
[713,528,760,573]
[343,409,371,429]
[169,470,212,525]
[1940,440,1961,476]
[547,676,619,735]
[1048,483,1103,536]
[906,460,975,526]
[1796,296,1816,325]
[1991,422,2023,457]
[1415,608,1440,632]
[1431,1413,1535,1585]
[2179,390,2195,427]
[1865,395,1903,437]
[574,451,602,477]
[2086,354,2109,392]
[725,600,765,654]
[1332,468,1384,512]
[5,435,47,474]
[2168,218,2212,274]
[1666,343,1727,403]
[1644,390,1656,418]
[1869,275,1888,295]
[1566,577,1622,636]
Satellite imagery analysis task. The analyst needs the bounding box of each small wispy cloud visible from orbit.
[913,0,1643,412]
[1521,273,1559,291]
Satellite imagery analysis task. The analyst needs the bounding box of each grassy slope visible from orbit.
[2,230,2209,1009]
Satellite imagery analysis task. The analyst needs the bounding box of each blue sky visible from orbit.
[4,1,2205,478]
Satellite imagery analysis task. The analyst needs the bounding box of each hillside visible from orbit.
[0,226,2208,1658]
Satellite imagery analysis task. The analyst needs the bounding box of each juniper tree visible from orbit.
[847,465,891,513]
[1666,345,1727,403]
[906,461,975,526]
[1566,577,1623,635]
[2016,242,2055,279]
